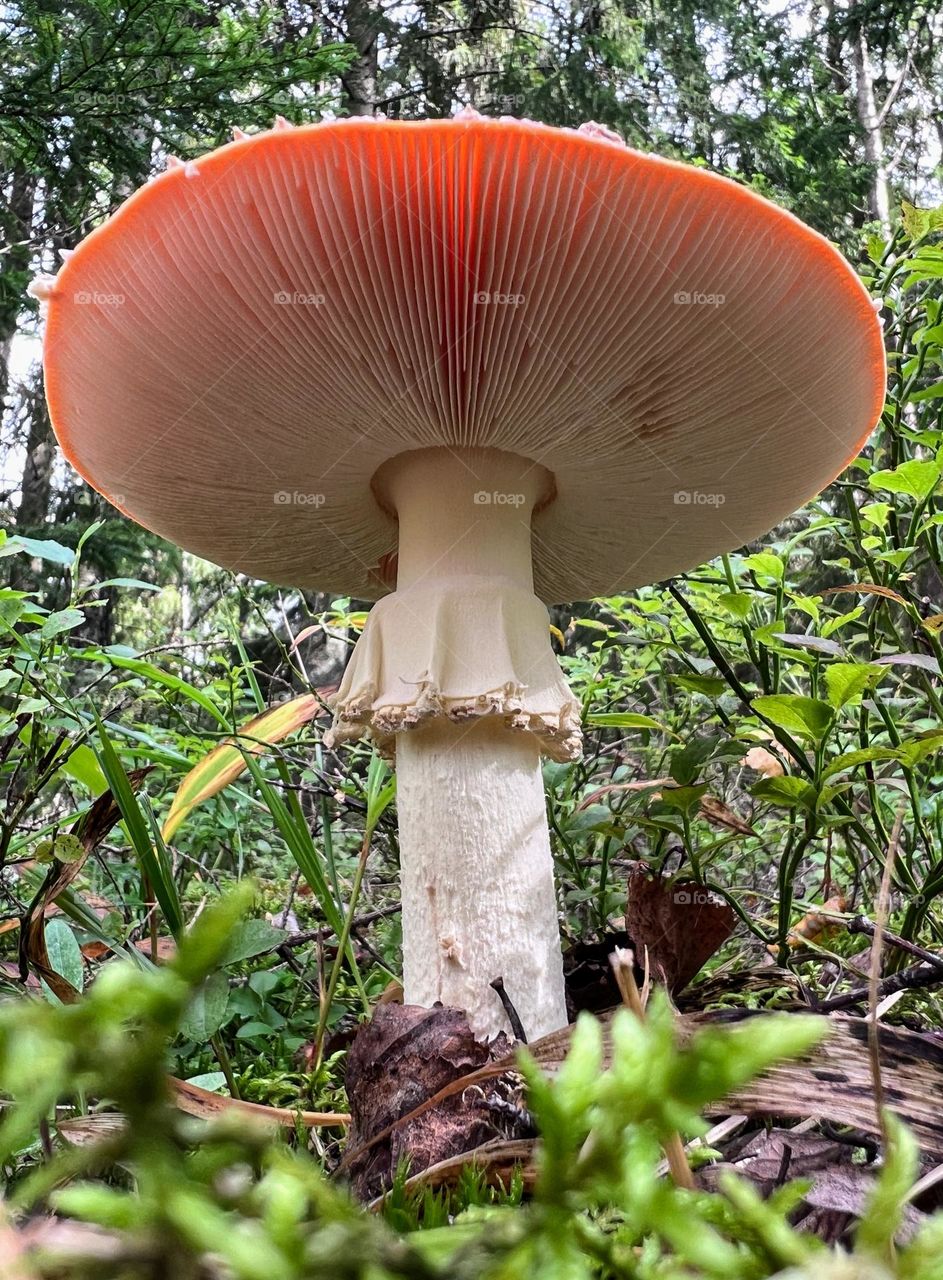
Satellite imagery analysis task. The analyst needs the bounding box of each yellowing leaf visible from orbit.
[162,694,327,841]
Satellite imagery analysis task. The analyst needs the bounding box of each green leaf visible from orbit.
[669,735,727,784]
[185,1072,227,1092]
[239,752,346,942]
[743,552,784,582]
[236,1020,278,1039]
[93,578,162,592]
[860,502,891,529]
[898,732,943,768]
[822,747,905,780]
[671,674,727,697]
[3,536,75,566]
[856,1112,919,1260]
[586,712,667,733]
[869,459,941,501]
[751,776,818,811]
[752,695,834,743]
[179,971,230,1042]
[908,381,943,404]
[35,834,85,864]
[658,783,708,816]
[248,970,281,999]
[83,651,229,728]
[566,804,616,836]
[822,606,864,638]
[93,717,184,938]
[219,919,288,967]
[43,918,84,993]
[40,608,85,640]
[823,663,884,709]
[901,200,931,240]
[717,592,753,620]
[60,744,108,795]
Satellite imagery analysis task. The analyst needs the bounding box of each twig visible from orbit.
[609,948,694,1189]
[490,976,527,1044]
[847,915,943,974]
[279,904,401,952]
[817,959,943,1012]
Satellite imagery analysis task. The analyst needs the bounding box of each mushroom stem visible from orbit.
[347,446,576,1040]
[397,716,567,1041]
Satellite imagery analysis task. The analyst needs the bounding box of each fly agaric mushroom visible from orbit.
[33,111,885,1042]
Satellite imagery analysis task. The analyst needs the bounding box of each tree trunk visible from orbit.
[850,12,890,229]
[342,0,378,116]
[0,171,37,423]
[16,370,55,531]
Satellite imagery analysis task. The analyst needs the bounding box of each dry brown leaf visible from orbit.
[57,1113,129,1148]
[168,1076,349,1129]
[771,895,848,954]
[818,583,909,607]
[741,746,785,778]
[698,795,756,836]
[626,863,735,993]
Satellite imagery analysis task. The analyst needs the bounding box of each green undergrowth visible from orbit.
[2,889,942,1278]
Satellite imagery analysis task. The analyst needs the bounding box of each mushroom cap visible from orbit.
[42,114,885,603]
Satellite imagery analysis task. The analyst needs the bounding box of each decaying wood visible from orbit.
[339,1009,943,1189]
[343,1004,519,1201]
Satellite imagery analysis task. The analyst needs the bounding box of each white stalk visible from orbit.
[330,447,577,1040]
[397,716,567,1041]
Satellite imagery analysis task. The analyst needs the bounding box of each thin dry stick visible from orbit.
[609,948,694,1190]
[848,915,943,973]
[868,806,904,1149]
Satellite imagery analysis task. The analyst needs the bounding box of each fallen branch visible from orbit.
[816,959,943,1012]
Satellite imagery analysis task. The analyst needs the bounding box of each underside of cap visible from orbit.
[41,113,886,603]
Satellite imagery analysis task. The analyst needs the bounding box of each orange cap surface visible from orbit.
[41,113,886,602]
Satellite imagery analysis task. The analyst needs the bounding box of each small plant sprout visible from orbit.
[35,110,884,1040]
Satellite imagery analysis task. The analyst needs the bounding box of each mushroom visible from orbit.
[35,112,885,1042]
